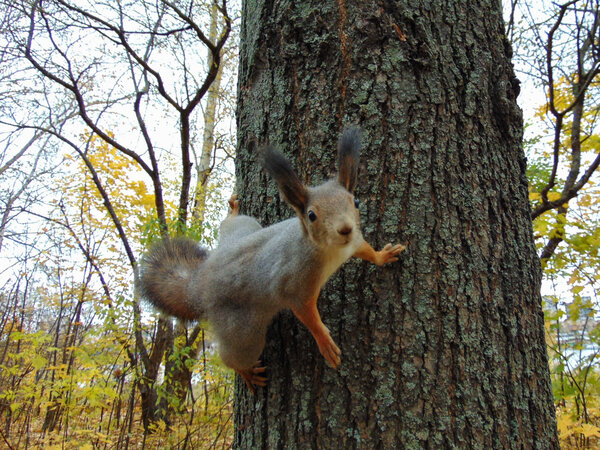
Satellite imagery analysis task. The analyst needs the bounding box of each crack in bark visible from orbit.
[336,0,351,125]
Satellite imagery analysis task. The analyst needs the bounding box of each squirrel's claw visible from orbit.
[316,332,341,369]
[237,362,267,395]
[376,242,407,265]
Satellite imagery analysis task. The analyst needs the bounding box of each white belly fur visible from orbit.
[317,238,362,290]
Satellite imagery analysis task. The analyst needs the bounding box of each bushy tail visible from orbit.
[138,237,208,321]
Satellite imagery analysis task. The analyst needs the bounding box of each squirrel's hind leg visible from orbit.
[236,362,267,395]
[228,194,240,216]
[219,194,261,244]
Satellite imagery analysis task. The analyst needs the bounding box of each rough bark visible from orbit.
[234,1,558,448]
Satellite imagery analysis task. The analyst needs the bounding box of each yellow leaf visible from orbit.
[547,192,561,202]
[581,423,600,439]
[557,413,574,437]
[529,192,541,201]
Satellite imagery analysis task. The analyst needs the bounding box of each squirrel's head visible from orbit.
[262,127,363,250]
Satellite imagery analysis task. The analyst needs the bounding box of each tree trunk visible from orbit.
[139,317,172,431]
[234,1,558,448]
[192,2,225,225]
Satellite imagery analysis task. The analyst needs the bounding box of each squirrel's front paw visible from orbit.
[316,330,341,369]
[375,242,407,266]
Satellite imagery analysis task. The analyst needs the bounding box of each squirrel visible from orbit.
[138,127,406,393]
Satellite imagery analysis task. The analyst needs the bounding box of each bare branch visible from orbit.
[530,0,600,230]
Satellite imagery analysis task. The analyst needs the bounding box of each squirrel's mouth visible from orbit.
[336,237,352,246]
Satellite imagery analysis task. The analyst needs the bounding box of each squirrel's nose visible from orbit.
[338,225,353,236]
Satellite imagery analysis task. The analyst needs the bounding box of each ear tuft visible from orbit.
[338,127,361,192]
[261,146,308,214]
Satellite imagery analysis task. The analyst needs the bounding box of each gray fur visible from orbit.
[137,128,402,376]
[138,237,209,320]
[198,217,328,369]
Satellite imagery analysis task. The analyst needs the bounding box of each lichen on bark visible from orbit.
[234,1,558,448]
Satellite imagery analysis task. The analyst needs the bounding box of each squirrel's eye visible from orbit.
[307,210,317,222]
[354,198,360,209]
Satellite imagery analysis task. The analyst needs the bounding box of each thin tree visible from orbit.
[512,0,600,260]
[2,0,232,430]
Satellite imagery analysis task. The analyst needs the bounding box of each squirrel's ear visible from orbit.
[262,147,308,213]
[337,127,361,193]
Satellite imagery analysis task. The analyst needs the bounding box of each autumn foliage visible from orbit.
[0,0,599,448]
[0,137,235,448]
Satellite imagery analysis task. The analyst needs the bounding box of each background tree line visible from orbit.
[0,0,597,448]
[1,0,237,447]
[509,1,600,446]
